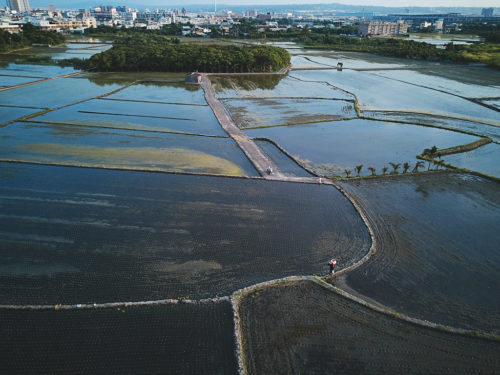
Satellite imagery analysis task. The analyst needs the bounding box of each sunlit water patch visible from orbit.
[0,122,255,176]
[246,119,479,176]
[0,162,369,304]
[221,98,356,128]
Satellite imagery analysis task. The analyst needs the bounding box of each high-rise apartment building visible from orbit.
[6,0,30,13]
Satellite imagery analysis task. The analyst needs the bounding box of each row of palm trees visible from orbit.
[343,160,445,178]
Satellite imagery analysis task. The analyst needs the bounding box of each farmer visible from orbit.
[328,259,337,275]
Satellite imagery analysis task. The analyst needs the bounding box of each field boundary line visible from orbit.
[0,71,84,92]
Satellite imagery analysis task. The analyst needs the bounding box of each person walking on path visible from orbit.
[328,259,337,275]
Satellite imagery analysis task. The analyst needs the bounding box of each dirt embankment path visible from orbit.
[201,74,330,185]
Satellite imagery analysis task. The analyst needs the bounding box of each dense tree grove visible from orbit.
[0,23,65,53]
[68,37,290,73]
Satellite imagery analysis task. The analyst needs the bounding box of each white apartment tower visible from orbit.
[6,0,31,12]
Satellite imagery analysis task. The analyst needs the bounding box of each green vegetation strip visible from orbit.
[436,137,492,156]
[63,35,290,74]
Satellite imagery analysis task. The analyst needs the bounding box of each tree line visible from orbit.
[64,36,290,73]
[0,23,65,53]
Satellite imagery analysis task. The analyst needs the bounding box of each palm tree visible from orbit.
[382,166,388,175]
[403,162,411,173]
[389,162,401,174]
[344,169,351,178]
[412,161,425,173]
[355,164,363,177]
[368,167,376,176]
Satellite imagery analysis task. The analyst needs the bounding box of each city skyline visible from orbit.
[26,1,499,9]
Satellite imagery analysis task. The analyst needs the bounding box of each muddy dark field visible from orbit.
[1,301,237,374]
[0,162,370,305]
[339,173,500,333]
[238,280,500,375]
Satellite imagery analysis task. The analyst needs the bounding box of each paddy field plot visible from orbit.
[339,173,500,333]
[443,143,500,178]
[296,51,424,70]
[0,162,370,304]
[246,119,479,177]
[107,80,209,105]
[482,98,500,110]
[221,98,356,129]
[372,69,500,99]
[238,280,500,375]
[254,139,313,177]
[0,106,41,126]
[291,70,500,125]
[1,302,237,374]
[0,62,79,78]
[363,111,500,142]
[0,122,254,176]
[32,98,225,136]
[0,77,124,108]
[0,75,42,88]
[211,75,354,100]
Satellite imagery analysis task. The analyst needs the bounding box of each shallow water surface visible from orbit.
[341,173,500,332]
[291,70,500,125]
[222,98,355,128]
[0,162,369,304]
[0,77,124,108]
[444,143,500,178]
[246,119,479,176]
[0,122,254,176]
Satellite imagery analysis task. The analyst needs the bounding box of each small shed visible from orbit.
[185,72,202,84]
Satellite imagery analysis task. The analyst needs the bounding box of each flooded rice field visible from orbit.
[211,75,354,100]
[108,80,208,105]
[0,75,42,88]
[0,62,79,78]
[0,106,40,126]
[32,98,224,135]
[372,69,500,98]
[482,98,500,110]
[254,139,313,177]
[0,122,255,176]
[339,173,500,333]
[221,98,355,128]
[0,77,123,108]
[239,280,500,375]
[444,143,500,178]
[363,111,500,142]
[246,119,478,176]
[291,70,500,125]
[0,162,370,304]
[1,302,238,374]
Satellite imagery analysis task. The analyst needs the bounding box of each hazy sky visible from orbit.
[28,0,499,7]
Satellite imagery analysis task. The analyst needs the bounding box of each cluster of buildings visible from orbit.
[1,1,498,38]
